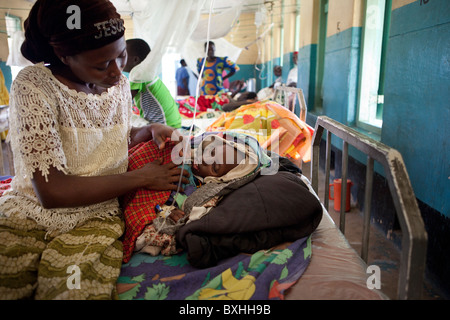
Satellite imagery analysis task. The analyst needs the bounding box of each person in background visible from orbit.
[0,0,189,300]
[124,38,182,128]
[175,59,190,96]
[222,91,258,112]
[197,41,239,96]
[187,66,198,97]
[256,65,283,101]
[286,51,298,87]
[270,65,283,89]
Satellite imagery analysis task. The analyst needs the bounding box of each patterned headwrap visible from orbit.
[21,0,125,65]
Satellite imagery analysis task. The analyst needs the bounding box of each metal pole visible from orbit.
[361,156,374,262]
[340,141,348,234]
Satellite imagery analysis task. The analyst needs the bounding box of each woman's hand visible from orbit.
[138,159,190,191]
[129,123,182,149]
[31,125,188,209]
[32,160,190,209]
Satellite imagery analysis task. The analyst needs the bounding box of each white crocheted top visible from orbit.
[0,63,132,235]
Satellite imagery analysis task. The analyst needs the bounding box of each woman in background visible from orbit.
[197,41,239,96]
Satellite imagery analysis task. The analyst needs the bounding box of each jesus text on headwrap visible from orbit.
[94,18,125,39]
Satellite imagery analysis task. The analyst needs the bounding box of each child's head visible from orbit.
[274,65,282,77]
[204,41,215,58]
[192,135,244,179]
[188,133,262,184]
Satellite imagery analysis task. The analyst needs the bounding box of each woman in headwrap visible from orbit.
[0,0,189,300]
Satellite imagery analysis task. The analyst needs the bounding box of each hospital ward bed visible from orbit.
[284,115,427,300]
[117,86,427,300]
[0,86,428,300]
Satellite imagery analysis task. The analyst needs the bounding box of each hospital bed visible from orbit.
[0,86,428,300]
[284,115,427,300]
[270,86,426,299]
[118,86,427,300]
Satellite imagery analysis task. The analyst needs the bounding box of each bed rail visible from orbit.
[273,85,307,122]
[310,116,427,300]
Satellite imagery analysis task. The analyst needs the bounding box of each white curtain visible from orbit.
[6,31,32,67]
[129,0,244,83]
[190,4,242,41]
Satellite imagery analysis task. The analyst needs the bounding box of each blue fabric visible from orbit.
[196,56,239,95]
[175,67,189,89]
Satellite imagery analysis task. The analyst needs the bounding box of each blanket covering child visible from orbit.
[121,132,272,263]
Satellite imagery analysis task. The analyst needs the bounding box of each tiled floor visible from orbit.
[301,161,445,300]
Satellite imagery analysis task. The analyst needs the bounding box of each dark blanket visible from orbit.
[176,171,323,268]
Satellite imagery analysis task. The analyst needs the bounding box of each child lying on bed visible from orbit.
[127,132,271,257]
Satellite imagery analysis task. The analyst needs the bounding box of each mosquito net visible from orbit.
[125,0,244,82]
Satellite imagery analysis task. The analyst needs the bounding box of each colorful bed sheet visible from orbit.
[206,101,314,162]
[177,93,229,118]
[117,235,311,300]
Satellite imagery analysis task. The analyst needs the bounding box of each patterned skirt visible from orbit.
[0,215,124,300]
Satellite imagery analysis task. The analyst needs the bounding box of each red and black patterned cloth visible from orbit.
[121,140,177,263]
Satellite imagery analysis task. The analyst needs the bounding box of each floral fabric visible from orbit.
[117,235,311,300]
[197,56,239,96]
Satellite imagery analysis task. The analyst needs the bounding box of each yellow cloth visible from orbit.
[206,101,313,162]
[0,69,9,105]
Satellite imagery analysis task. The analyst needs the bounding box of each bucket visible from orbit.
[329,179,353,212]
[246,78,256,92]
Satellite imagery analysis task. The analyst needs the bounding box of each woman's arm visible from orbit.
[32,123,188,209]
[222,70,235,81]
[32,160,189,209]
[129,122,181,149]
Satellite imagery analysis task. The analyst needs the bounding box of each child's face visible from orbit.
[192,142,241,178]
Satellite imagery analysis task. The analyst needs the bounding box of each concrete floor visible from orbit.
[301,160,444,300]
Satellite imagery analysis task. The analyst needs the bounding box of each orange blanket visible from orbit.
[206,101,313,162]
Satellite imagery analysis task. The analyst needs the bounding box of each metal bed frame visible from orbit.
[310,115,428,300]
[273,84,307,122]
[273,84,427,299]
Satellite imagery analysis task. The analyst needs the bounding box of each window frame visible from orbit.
[356,0,392,135]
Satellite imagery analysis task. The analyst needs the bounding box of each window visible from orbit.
[313,0,328,112]
[5,14,24,81]
[356,0,392,132]
[161,52,180,98]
